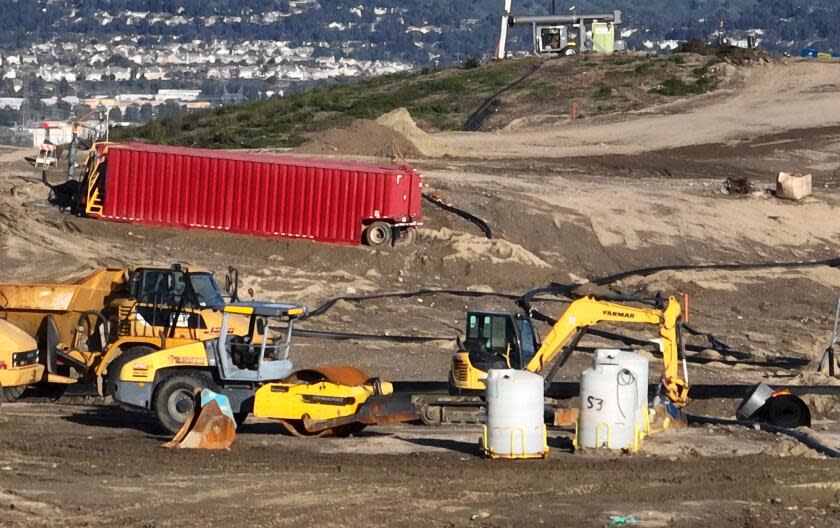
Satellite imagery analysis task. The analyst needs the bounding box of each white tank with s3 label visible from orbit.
[595,349,650,433]
[577,349,648,452]
[482,369,548,459]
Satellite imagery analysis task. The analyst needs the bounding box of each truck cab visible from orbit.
[114,265,226,341]
[0,264,254,400]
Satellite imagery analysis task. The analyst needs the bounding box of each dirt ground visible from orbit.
[1,402,839,528]
[1,59,840,527]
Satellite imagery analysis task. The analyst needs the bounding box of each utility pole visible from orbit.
[496,0,512,60]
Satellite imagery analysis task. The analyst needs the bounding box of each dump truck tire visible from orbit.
[154,371,213,435]
[0,386,25,403]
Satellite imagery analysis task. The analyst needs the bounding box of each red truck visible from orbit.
[78,142,423,246]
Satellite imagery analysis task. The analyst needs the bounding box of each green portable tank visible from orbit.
[591,22,616,53]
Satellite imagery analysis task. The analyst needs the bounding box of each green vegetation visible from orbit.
[633,62,654,75]
[593,86,614,99]
[651,73,718,96]
[115,60,527,148]
[117,54,723,149]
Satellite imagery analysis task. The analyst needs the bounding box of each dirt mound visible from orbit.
[375,108,453,158]
[420,227,549,268]
[298,120,420,159]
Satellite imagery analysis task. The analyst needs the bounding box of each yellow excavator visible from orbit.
[113,301,416,440]
[0,319,40,399]
[417,294,690,425]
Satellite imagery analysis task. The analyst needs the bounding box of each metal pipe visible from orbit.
[510,10,621,26]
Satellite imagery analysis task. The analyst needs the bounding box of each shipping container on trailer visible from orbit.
[79,143,423,246]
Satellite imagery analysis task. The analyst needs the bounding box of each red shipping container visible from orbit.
[83,142,423,246]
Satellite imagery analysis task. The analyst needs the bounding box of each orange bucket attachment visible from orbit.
[162,388,237,450]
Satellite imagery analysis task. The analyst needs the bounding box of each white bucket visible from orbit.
[482,369,547,459]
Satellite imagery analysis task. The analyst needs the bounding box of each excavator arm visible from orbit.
[524,295,689,407]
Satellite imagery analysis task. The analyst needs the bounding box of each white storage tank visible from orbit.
[594,349,650,434]
[482,369,548,459]
[577,351,647,452]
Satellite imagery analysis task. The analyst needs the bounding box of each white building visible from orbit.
[155,89,201,102]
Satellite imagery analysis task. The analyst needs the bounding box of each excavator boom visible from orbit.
[523,295,687,406]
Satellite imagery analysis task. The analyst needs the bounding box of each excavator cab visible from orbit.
[452,311,540,393]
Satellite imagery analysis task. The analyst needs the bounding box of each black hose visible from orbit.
[422,193,492,239]
[305,257,840,323]
[687,413,839,458]
[298,256,840,368]
[276,327,455,343]
[75,310,110,349]
[584,328,807,369]
[589,257,840,287]
[302,288,566,320]
[462,61,545,131]
[517,257,840,320]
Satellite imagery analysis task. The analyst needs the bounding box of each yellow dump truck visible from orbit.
[0,264,252,400]
[0,319,40,400]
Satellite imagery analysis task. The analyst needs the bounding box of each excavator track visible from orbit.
[412,394,569,426]
[413,395,487,426]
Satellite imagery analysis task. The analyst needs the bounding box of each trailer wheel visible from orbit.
[561,46,577,56]
[153,371,211,435]
[394,227,417,247]
[363,221,392,247]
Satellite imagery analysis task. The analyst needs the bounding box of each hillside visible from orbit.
[116,52,726,150]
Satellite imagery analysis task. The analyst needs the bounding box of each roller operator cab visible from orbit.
[450,311,540,394]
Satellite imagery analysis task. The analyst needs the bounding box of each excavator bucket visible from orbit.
[162,388,237,449]
[649,395,688,433]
